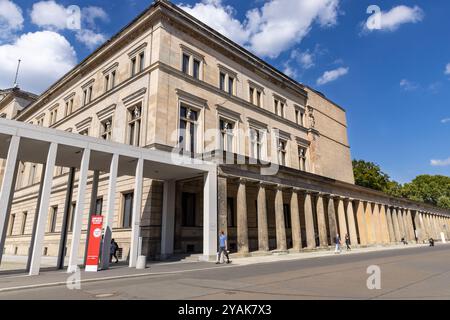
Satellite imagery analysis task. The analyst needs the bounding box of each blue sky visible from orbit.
[0,0,449,183]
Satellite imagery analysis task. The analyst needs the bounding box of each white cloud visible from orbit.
[430,158,450,167]
[290,49,315,70]
[30,1,108,49]
[30,0,69,30]
[180,0,340,58]
[445,63,450,75]
[364,5,424,32]
[0,0,24,42]
[82,6,109,29]
[400,79,419,91]
[0,31,77,93]
[316,67,348,85]
[441,118,450,124]
[75,29,107,50]
[180,0,250,46]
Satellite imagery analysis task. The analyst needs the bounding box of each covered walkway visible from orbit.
[0,118,217,275]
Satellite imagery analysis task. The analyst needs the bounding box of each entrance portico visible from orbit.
[0,118,217,275]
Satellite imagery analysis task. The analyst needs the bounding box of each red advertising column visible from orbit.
[85,215,103,272]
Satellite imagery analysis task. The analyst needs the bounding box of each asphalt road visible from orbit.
[1,245,449,300]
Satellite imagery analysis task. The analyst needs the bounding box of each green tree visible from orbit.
[402,175,450,209]
[353,160,450,210]
[352,160,391,191]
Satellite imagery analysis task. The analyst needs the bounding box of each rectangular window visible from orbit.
[105,74,110,92]
[220,119,234,152]
[49,109,57,125]
[65,98,74,116]
[256,90,262,107]
[278,140,287,166]
[83,86,92,106]
[193,59,200,79]
[219,72,226,91]
[298,146,307,171]
[182,54,190,74]
[111,71,116,89]
[20,211,27,235]
[49,206,58,233]
[122,193,133,228]
[95,198,103,216]
[295,108,305,126]
[227,197,235,227]
[250,128,264,160]
[128,105,142,146]
[228,77,234,95]
[249,87,254,104]
[139,52,145,72]
[182,192,196,227]
[179,106,198,154]
[101,118,113,140]
[131,57,137,77]
[274,99,285,117]
[8,214,15,236]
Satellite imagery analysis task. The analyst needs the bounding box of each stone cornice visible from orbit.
[218,164,450,216]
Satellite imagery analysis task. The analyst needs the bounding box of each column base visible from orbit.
[250,250,271,257]
[199,254,217,262]
[271,249,289,255]
[230,252,251,258]
[301,247,317,252]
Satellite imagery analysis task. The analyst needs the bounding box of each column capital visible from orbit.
[238,178,247,185]
[257,181,272,188]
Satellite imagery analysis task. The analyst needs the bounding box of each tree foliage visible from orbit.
[352,160,450,209]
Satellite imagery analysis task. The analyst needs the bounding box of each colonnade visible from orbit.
[218,177,450,254]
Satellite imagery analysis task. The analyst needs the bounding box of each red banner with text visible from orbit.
[85,215,103,272]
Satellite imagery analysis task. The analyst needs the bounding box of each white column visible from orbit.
[161,180,175,259]
[67,148,90,273]
[100,153,119,270]
[29,142,58,276]
[0,136,20,262]
[201,170,218,261]
[129,157,144,268]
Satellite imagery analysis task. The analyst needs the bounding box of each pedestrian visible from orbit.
[216,230,231,264]
[334,234,341,254]
[110,238,119,263]
[345,233,351,250]
[429,237,434,247]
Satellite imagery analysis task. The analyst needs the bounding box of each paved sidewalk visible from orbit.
[230,243,434,265]
[0,242,443,293]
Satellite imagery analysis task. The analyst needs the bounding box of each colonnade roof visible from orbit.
[0,118,214,181]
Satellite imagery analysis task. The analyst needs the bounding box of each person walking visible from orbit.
[345,233,351,251]
[216,230,231,264]
[334,234,341,254]
[109,239,119,263]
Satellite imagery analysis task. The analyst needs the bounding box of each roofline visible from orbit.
[17,0,346,120]
[16,1,160,120]
[305,85,346,112]
[158,0,309,99]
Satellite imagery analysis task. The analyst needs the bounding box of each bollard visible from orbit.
[136,255,147,269]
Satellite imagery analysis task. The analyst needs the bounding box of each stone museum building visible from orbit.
[0,0,449,275]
